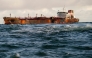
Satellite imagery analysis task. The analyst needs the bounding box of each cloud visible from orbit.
[0,0,24,10]
[1,0,91,10]
[0,0,92,24]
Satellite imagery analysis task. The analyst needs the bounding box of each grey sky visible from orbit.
[0,0,92,23]
[0,0,91,10]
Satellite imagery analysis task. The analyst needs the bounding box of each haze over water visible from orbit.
[0,22,92,58]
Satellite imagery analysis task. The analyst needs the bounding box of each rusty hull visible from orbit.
[3,17,79,24]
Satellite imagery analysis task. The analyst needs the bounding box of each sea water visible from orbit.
[0,22,92,58]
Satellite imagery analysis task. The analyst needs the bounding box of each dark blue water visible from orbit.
[0,22,92,58]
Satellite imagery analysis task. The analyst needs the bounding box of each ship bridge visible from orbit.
[57,12,67,18]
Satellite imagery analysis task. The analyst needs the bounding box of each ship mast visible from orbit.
[63,5,65,12]
[28,13,29,18]
[10,13,11,17]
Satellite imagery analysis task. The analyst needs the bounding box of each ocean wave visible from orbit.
[0,23,92,58]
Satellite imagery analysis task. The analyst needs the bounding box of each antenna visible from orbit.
[10,13,11,17]
[28,13,29,18]
[36,14,37,17]
[63,5,65,12]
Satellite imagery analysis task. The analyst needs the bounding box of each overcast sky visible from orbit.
[0,0,92,24]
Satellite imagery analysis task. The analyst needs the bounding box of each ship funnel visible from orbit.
[68,10,74,13]
[67,10,74,18]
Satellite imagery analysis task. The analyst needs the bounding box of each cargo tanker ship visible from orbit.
[3,10,79,24]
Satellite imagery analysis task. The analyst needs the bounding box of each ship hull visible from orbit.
[3,17,79,24]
